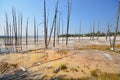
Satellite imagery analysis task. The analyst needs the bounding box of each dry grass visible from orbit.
[4,52,44,68]
[115,44,120,48]
[90,69,120,80]
[55,50,68,55]
[76,45,110,51]
[0,62,18,72]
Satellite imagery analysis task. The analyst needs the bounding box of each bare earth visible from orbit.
[0,37,120,79]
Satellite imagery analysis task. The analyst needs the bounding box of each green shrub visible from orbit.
[60,64,67,70]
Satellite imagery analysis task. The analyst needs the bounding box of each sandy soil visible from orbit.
[0,37,120,79]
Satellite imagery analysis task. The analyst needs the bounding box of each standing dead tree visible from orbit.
[107,24,112,47]
[44,0,48,49]
[20,14,23,51]
[34,17,36,45]
[12,7,18,52]
[97,22,100,40]
[57,13,60,45]
[90,23,92,40]
[92,22,95,41]
[111,0,120,50]
[5,12,9,46]
[66,0,72,45]
[37,24,39,45]
[47,0,58,47]
[79,20,81,42]
[62,14,64,44]
[26,18,29,46]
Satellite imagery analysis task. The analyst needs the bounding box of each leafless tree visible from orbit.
[34,17,36,45]
[26,18,29,46]
[44,0,48,48]
[57,13,60,45]
[47,0,58,47]
[111,0,120,50]
[62,14,64,44]
[12,7,18,47]
[92,22,95,41]
[20,14,23,51]
[90,23,92,40]
[107,24,112,47]
[97,22,100,40]
[79,20,81,42]
[5,12,9,45]
[66,0,72,45]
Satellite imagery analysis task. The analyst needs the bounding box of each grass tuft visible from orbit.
[56,50,68,55]
[60,64,67,70]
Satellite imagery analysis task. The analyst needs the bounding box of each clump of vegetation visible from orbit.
[60,64,67,70]
[76,45,110,51]
[56,50,68,55]
[10,63,18,68]
[0,62,18,72]
[0,62,9,71]
[70,68,78,72]
[81,69,86,74]
[60,77,90,80]
[99,73,120,80]
[90,69,101,77]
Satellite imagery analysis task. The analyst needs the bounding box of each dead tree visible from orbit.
[62,14,64,44]
[79,20,81,42]
[111,0,120,50]
[106,25,109,41]
[37,24,39,45]
[5,12,9,45]
[107,24,112,47]
[20,14,23,50]
[26,18,29,46]
[90,23,92,40]
[34,17,36,45]
[57,13,60,45]
[12,7,18,47]
[47,0,58,47]
[44,0,48,48]
[92,22,95,41]
[66,0,72,45]
[53,17,56,47]
[97,22,100,40]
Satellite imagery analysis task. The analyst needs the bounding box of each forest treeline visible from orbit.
[59,32,120,37]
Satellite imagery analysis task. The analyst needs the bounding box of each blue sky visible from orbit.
[0,0,119,36]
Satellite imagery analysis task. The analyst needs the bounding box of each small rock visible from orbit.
[47,65,53,69]
[54,67,60,73]
[20,67,27,72]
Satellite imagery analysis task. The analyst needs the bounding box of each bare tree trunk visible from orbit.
[79,20,81,42]
[62,15,64,44]
[90,23,92,40]
[47,0,58,46]
[44,0,48,49]
[92,22,95,41]
[57,14,60,45]
[107,24,112,47]
[106,25,109,41]
[34,17,36,45]
[37,25,38,45]
[111,1,120,50]
[26,18,29,46]
[66,0,72,45]
[12,7,18,49]
[97,22,100,40]
[5,12,8,45]
[20,14,23,51]
[53,18,56,47]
